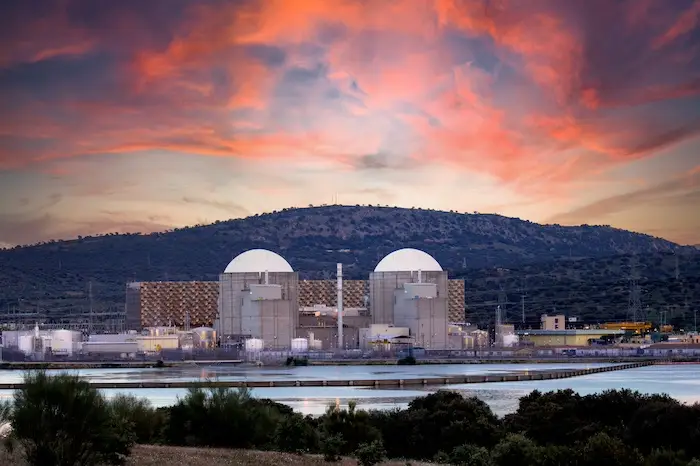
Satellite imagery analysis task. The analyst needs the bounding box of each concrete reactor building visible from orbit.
[216,249,299,349]
[369,248,449,349]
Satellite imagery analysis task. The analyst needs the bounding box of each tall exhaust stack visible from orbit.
[337,263,343,350]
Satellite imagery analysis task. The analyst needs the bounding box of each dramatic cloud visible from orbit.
[0,0,699,245]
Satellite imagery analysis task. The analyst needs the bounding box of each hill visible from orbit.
[0,205,697,327]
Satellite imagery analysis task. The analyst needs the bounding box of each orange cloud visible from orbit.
[1,0,699,197]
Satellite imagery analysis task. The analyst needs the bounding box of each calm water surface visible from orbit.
[1,363,697,417]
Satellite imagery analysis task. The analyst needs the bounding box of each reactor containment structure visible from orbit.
[369,248,449,349]
[216,249,299,349]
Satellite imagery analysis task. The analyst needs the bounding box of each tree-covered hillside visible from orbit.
[1,205,697,327]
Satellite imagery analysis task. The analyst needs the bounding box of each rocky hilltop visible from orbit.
[1,205,697,327]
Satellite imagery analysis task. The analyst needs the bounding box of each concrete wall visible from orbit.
[370,270,449,349]
[218,271,299,348]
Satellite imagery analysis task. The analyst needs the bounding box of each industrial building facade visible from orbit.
[129,278,465,330]
[218,271,299,348]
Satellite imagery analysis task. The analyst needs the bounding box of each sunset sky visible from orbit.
[1,0,699,248]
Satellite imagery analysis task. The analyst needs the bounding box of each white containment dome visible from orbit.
[245,338,264,352]
[224,249,294,274]
[374,248,443,273]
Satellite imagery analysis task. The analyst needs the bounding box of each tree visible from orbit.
[401,391,501,459]
[273,413,318,454]
[355,439,386,466]
[321,433,345,462]
[580,432,643,466]
[491,434,539,466]
[108,394,164,444]
[447,444,493,466]
[319,401,380,455]
[8,371,134,466]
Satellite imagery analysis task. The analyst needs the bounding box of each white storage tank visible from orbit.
[50,330,82,356]
[18,335,34,355]
[291,338,309,353]
[245,338,264,352]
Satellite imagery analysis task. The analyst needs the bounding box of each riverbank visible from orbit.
[0,445,436,466]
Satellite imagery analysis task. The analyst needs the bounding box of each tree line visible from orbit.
[2,371,700,465]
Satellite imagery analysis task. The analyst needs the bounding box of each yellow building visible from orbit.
[517,329,625,347]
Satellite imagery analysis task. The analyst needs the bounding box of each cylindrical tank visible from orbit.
[291,338,309,353]
[245,338,264,352]
[18,335,34,355]
[51,330,81,355]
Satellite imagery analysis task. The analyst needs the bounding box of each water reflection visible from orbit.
[0,364,697,417]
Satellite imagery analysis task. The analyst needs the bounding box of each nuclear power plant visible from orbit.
[370,249,449,349]
[217,249,299,349]
[122,246,468,350]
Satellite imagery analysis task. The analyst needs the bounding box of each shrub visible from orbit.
[108,394,164,444]
[8,371,134,466]
[448,444,493,466]
[321,433,345,462]
[273,413,318,454]
[161,386,282,449]
[491,434,539,466]
[356,439,386,466]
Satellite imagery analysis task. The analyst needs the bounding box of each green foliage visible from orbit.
[273,412,318,454]
[319,401,381,455]
[320,433,345,462]
[2,205,696,328]
[491,434,540,466]
[446,444,493,466]
[161,386,284,449]
[108,394,164,444]
[399,391,501,459]
[9,371,134,466]
[580,432,643,466]
[643,449,688,466]
[355,439,386,466]
[3,371,700,466]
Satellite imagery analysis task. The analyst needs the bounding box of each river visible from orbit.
[0,363,697,416]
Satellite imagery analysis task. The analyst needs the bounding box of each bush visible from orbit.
[8,371,134,466]
[448,444,493,466]
[108,394,164,444]
[491,434,539,466]
[161,386,283,449]
[273,413,318,454]
[356,439,386,466]
[321,433,345,462]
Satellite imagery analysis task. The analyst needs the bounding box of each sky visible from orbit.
[1,0,699,248]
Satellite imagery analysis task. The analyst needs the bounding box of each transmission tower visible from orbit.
[627,255,644,322]
[519,277,527,324]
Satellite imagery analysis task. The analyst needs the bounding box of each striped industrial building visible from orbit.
[127,279,465,329]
